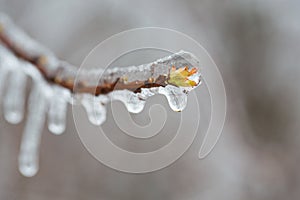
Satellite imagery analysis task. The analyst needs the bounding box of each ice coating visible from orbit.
[76,51,201,89]
[0,13,60,74]
[0,13,202,177]
[76,51,201,116]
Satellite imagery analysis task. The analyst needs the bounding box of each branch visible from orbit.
[0,14,201,96]
[0,13,202,177]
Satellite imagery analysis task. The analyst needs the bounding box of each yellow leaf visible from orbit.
[168,66,198,87]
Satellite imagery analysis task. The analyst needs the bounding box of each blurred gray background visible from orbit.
[0,0,300,200]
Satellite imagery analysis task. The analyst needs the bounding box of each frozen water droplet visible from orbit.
[82,94,107,125]
[19,151,39,177]
[19,85,47,177]
[109,90,146,113]
[48,86,70,135]
[159,86,188,112]
[4,70,27,124]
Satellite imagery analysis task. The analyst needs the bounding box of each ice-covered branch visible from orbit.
[0,13,202,177]
[0,13,200,95]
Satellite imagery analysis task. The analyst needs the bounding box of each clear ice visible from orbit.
[0,13,202,177]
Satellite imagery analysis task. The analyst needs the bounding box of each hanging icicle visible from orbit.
[18,84,48,177]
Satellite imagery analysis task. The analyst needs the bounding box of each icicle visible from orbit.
[3,70,27,124]
[0,45,15,98]
[158,86,188,112]
[109,90,146,113]
[47,86,70,135]
[0,66,9,98]
[82,94,107,125]
[18,85,47,177]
